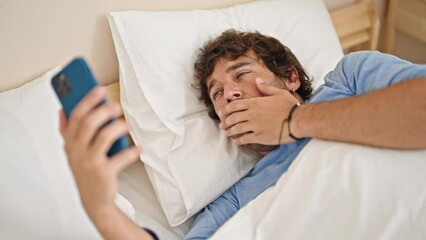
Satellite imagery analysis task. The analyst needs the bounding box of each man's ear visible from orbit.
[284,66,301,92]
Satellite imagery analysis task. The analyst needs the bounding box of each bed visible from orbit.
[1,0,425,239]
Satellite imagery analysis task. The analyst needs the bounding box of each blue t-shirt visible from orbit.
[183,51,426,239]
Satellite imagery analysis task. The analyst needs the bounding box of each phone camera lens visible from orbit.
[55,74,71,97]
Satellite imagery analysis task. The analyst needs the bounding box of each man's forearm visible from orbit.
[292,78,426,149]
[89,205,154,240]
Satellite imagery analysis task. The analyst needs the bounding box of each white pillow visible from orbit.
[108,0,343,226]
[0,69,135,239]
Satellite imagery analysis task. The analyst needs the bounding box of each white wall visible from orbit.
[0,0,423,93]
[0,0,359,92]
[0,0,254,92]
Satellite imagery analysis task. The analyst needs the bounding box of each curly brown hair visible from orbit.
[194,29,313,120]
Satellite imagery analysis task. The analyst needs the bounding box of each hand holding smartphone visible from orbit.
[51,58,128,157]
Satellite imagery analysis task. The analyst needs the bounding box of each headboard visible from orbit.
[0,0,379,94]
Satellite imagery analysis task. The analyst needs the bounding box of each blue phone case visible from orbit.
[51,57,128,157]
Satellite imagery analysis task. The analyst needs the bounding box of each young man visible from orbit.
[60,30,426,240]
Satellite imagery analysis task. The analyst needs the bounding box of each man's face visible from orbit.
[206,51,286,123]
[206,51,287,153]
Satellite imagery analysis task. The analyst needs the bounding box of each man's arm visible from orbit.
[59,87,154,240]
[220,51,426,149]
[291,51,426,149]
[89,205,156,240]
[292,77,426,149]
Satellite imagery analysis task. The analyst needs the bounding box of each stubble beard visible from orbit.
[242,143,279,154]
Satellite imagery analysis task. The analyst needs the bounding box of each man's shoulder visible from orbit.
[341,51,379,64]
[344,50,380,58]
[341,50,410,67]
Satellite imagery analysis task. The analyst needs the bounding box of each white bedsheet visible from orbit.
[211,139,426,239]
[118,161,194,240]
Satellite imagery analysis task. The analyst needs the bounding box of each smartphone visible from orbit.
[51,57,128,157]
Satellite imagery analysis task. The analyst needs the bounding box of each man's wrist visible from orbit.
[87,204,155,240]
[286,102,303,140]
[84,202,118,229]
[290,103,307,139]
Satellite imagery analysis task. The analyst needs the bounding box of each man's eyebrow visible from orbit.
[225,61,252,73]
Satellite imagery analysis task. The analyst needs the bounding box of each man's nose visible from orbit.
[225,89,243,102]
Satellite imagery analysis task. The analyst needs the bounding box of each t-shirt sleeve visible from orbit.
[309,51,426,103]
[143,228,159,240]
[184,187,240,240]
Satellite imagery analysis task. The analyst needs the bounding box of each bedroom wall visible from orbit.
[0,0,359,92]
[1,0,423,93]
[0,0,254,92]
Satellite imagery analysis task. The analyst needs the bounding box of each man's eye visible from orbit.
[213,90,223,100]
[237,71,249,79]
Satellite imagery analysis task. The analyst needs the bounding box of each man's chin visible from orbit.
[242,143,279,154]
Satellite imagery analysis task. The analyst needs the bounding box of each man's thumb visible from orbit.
[255,78,282,96]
